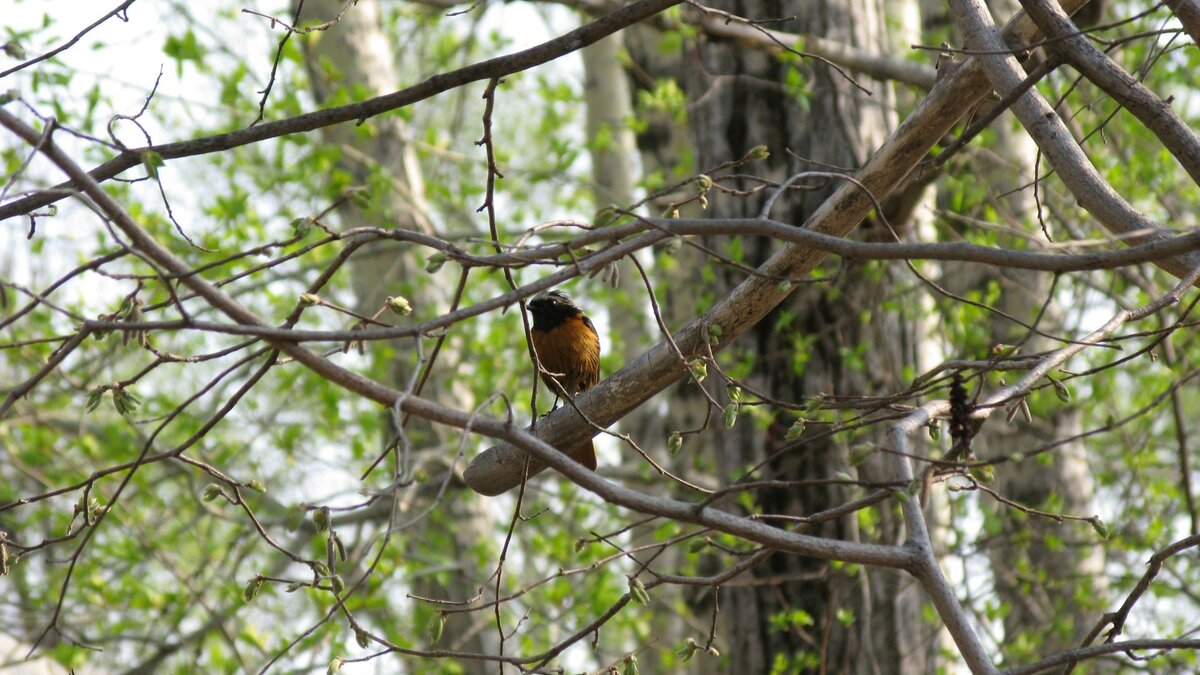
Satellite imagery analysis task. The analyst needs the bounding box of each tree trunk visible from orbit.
[628,0,935,670]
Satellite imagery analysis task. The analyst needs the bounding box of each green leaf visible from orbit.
[312,507,330,533]
[426,612,445,644]
[163,31,201,61]
[677,637,702,662]
[969,464,995,483]
[785,419,806,441]
[425,253,447,273]
[140,150,164,179]
[836,608,855,627]
[85,387,105,413]
[3,40,27,60]
[593,205,620,227]
[162,30,207,75]
[628,576,650,605]
[243,576,263,602]
[667,432,683,456]
[848,444,873,466]
[1049,376,1071,402]
[111,387,140,416]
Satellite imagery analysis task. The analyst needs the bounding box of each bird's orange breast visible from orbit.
[531,314,600,395]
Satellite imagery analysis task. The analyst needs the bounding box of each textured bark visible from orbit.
[627,0,935,671]
[621,18,715,482]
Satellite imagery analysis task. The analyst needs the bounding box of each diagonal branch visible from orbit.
[464,0,1104,496]
[0,0,138,79]
[1163,0,1200,45]
[948,0,1200,280]
[1019,0,1200,186]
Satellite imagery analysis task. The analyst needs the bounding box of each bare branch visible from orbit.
[1007,638,1200,674]
[1064,534,1200,673]
[1020,0,1200,186]
[949,0,1200,280]
[0,0,683,222]
[0,0,137,79]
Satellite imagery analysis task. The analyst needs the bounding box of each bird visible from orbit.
[526,289,601,470]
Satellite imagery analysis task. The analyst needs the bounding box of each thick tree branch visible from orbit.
[1020,0,1200,186]
[948,0,1200,281]
[464,0,1097,496]
[1164,0,1200,45]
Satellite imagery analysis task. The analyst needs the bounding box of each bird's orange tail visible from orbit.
[567,440,597,471]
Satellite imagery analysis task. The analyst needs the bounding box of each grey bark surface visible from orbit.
[628,0,935,670]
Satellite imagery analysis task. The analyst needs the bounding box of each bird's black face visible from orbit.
[528,290,581,330]
[528,290,577,312]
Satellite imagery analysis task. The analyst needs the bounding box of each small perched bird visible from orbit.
[527,290,601,470]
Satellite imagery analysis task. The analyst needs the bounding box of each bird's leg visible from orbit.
[549,378,565,412]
